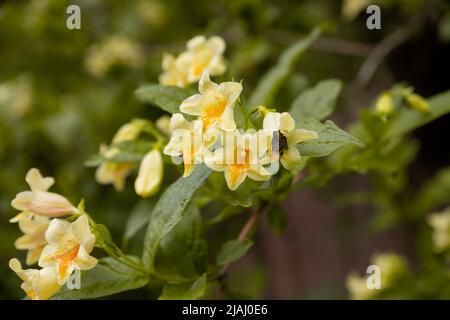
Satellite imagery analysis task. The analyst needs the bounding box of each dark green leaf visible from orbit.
[290,79,342,121]
[142,165,211,270]
[159,273,207,300]
[53,257,148,299]
[217,239,253,266]
[247,28,321,109]
[135,85,192,114]
[298,118,364,157]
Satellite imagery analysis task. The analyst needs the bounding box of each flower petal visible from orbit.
[198,71,218,94]
[263,112,281,131]
[179,94,204,115]
[280,146,301,169]
[135,149,163,197]
[26,168,54,192]
[45,219,71,245]
[280,112,295,133]
[70,215,95,250]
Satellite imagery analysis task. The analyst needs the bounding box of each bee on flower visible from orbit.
[263,112,318,170]
[11,168,78,218]
[159,36,227,88]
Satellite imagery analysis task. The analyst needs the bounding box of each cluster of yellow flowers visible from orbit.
[9,169,97,300]
[159,35,227,88]
[162,71,319,190]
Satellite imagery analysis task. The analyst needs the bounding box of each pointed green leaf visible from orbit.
[298,118,364,157]
[383,90,450,139]
[155,204,207,279]
[142,165,211,270]
[159,273,207,300]
[52,256,148,299]
[123,200,154,243]
[290,79,342,121]
[247,28,321,109]
[135,85,192,114]
[217,238,253,266]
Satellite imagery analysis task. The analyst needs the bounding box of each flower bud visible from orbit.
[375,92,394,118]
[405,93,430,113]
[11,191,78,217]
[135,149,163,197]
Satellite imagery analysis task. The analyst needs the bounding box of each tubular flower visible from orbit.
[428,209,450,253]
[135,149,163,197]
[204,130,272,191]
[263,112,318,170]
[9,259,61,300]
[159,35,226,87]
[11,168,78,217]
[39,215,97,285]
[163,114,204,177]
[11,212,50,265]
[95,120,146,190]
[179,72,242,131]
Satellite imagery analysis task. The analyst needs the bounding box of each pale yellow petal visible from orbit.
[281,147,301,170]
[45,219,71,245]
[179,94,204,115]
[280,112,295,133]
[70,215,95,250]
[75,245,98,271]
[25,168,54,192]
[198,71,218,94]
[135,149,163,197]
[288,128,318,146]
[263,112,281,132]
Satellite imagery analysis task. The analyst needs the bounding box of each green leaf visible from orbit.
[155,204,207,279]
[159,273,207,300]
[123,200,154,243]
[383,90,450,139]
[290,79,342,121]
[217,238,253,266]
[247,28,321,109]
[142,165,211,270]
[135,84,192,114]
[298,118,364,157]
[52,257,148,299]
[267,206,287,236]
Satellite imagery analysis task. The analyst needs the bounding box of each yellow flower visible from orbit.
[183,35,226,83]
[38,215,97,285]
[180,72,242,131]
[85,35,143,77]
[95,120,146,190]
[158,53,191,88]
[11,212,49,265]
[11,168,78,217]
[159,35,226,87]
[9,258,61,300]
[204,130,272,191]
[263,112,318,170]
[135,149,163,197]
[428,209,450,253]
[163,114,204,177]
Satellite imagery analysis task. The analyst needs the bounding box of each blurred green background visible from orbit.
[1,0,450,299]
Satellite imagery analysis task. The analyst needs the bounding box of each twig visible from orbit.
[264,29,374,57]
[347,12,428,93]
[216,205,269,298]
